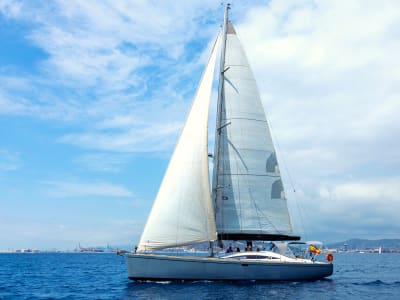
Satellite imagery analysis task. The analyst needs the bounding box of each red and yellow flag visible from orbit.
[309,244,321,254]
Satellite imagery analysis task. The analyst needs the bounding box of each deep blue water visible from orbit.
[1,253,399,299]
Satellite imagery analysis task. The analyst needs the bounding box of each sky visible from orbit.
[1,0,399,250]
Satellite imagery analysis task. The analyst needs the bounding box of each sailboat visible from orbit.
[125,4,333,281]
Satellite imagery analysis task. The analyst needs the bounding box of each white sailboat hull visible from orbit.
[125,253,333,281]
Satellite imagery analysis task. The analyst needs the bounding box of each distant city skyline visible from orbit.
[1,0,400,249]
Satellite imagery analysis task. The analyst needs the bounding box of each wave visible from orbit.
[352,280,400,286]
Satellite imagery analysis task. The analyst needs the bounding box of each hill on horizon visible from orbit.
[326,238,400,250]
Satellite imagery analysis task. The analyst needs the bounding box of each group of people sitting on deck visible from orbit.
[226,245,241,253]
[225,241,278,254]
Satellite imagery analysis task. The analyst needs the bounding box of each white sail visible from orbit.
[137,35,220,252]
[213,22,296,240]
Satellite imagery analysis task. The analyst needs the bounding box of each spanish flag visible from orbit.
[310,244,321,254]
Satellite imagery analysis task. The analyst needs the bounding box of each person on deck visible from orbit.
[246,241,253,251]
[266,242,277,252]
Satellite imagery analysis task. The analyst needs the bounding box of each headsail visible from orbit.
[212,18,299,241]
[137,35,220,252]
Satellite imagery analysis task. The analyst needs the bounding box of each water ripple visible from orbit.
[1,253,400,299]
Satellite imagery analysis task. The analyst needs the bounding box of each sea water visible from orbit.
[1,252,399,299]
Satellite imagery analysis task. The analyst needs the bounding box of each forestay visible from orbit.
[137,35,220,252]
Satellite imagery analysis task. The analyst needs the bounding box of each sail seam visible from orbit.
[220,173,280,177]
[225,64,250,67]
[225,117,267,123]
[226,148,275,153]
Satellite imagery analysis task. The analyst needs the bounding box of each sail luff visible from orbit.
[137,35,220,252]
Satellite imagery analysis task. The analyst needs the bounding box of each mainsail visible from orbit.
[137,36,220,252]
[212,21,299,241]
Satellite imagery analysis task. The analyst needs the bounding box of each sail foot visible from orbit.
[217,233,301,241]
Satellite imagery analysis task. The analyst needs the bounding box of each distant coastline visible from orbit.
[0,244,122,254]
[326,238,400,253]
[2,238,400,254]
[0,249,118,254]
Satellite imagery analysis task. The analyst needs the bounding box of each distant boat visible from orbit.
[125,4,333,281]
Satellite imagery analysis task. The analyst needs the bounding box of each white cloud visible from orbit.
[3,0,221,92]
[1,0,400,245]
[237,0,400,176]
[0,0,227,153]
[59,120,182,152]
[74,152,132,172]
[0,149,21,171]
[331,179,400,201]
[235,0,400,241]
[0,217,144,249]
[41,180,134,198]
[0,0,21,17]
[285,177,400,241]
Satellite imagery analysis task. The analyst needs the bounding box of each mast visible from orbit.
[219,3,230,83]
[212,3,230,226]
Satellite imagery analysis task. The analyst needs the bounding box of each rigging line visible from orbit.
[247,178,263,233]
[264,110,307,238]
[234,138,243,232]
[266,119,296,193]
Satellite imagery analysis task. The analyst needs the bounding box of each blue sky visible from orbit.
[1,0,399,250]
